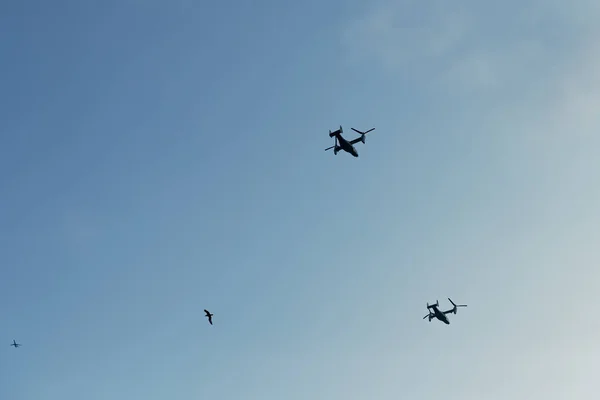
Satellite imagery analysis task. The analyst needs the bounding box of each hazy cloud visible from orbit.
[341,0,600,152]
[341,1,600,95]
[340,1,472,71]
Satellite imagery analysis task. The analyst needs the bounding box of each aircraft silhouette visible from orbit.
[204,309,213,325]
[10,340,21,348]
[423,298,467,325]
[325,126,375,157]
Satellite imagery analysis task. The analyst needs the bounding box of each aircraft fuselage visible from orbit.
[333,134,358,157]
[429,306,450,324]
[435,309,450,324]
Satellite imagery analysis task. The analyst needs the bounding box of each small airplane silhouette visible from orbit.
[204,309,213,325]
[423,298,467,325]
[10,340,21,348]
[325,126,375,157]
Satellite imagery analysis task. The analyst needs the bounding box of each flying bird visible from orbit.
[10,340,20,348]
[204,309,213,325]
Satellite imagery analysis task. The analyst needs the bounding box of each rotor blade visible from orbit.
[351,127,375,135]
[448,298,467,307]
[325,146,334,151]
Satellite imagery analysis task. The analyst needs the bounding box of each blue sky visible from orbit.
[1,1,599,399]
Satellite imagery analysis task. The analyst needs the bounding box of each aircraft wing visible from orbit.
[442,309,454,315]
[349,137,362,145]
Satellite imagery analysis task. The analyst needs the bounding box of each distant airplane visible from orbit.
[324,126,375,157]
[423,298,467,325]
[204,309,213,325]
[10,340,21,348]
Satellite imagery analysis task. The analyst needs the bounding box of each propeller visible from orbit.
[351,127,374,145]
[448,298,467,314]
[324,135,338,153]
[351,127,375,135]
[424,300,437,321]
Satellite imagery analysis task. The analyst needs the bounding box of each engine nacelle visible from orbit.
[329,126,343,137]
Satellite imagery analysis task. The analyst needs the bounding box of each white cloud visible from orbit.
[341,0,600,153]
[544,42,600,139]
[337,4,600,399]
[341,0,600,96]
[476,36,600,156]
[340,1,472,71]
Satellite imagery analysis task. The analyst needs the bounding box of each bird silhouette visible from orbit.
[204,309,213,325]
